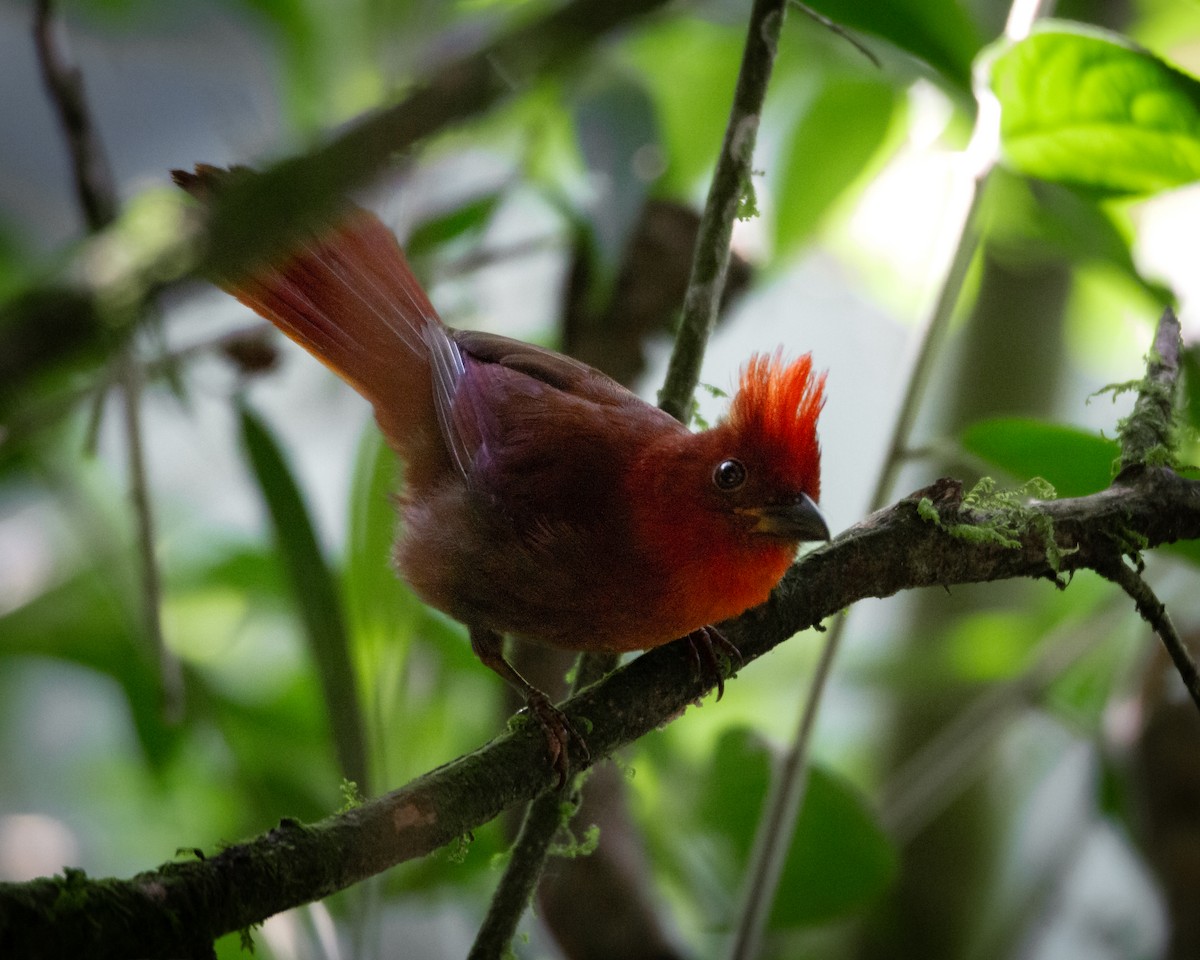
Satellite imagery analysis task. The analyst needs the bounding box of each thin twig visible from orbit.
[726,2,1057,956]
[787,1,880,68]
[1096,558,1200,714]
[32,0,182,720]
[32,0,117,228]
[469,653,618,959]
[657,0,789,422]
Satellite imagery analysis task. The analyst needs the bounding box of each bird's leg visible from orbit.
[470,627,588,786]
[683,625,743,701]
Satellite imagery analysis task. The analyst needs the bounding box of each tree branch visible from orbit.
[33,0,183,720]
[1095,558,1200,712]
[1117,305,1181,474]
[3,462,1198,959]
[0,0,672,401]
[469,652,617,959]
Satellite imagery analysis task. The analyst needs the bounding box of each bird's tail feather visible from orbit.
[174,166,441,465]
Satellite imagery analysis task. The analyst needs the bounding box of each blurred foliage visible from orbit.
[3,0,1200,959]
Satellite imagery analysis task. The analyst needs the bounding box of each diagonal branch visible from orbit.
[0,0,672,401]
[3,463,1199,959]
[1094,557,1200,712]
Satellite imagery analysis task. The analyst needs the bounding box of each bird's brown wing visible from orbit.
[451,330,635,408]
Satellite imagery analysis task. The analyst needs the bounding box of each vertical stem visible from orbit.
[472,3,791,954]
[726,3,1057,956]
[32,0,182,719]
[118,354,183,720]
[658,0,789,422]
[468,653,617,960]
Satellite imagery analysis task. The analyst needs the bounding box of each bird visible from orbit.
[173,165,830,780]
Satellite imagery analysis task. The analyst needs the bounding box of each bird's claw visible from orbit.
[521,691,589,788]
[685,625,743,701]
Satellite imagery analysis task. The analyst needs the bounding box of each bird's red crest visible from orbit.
[727,351,826,499]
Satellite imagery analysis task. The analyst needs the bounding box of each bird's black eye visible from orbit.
[713,458,747,492]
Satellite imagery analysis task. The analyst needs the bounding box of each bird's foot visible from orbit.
[684,625,743,701]
[520,690,590,788]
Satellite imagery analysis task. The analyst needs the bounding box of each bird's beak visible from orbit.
[744,493,830,542]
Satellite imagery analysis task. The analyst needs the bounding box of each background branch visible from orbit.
[0,0,672,401]
[32,0,182,720]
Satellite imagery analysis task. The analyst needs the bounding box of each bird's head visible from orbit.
[702,350,828,544]
[623,350,828,640]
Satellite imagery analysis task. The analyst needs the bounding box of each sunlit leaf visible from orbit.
[774,75,897,255]
[961,418,1119,498]
[239,403,369,792]
[989,24,1200,196]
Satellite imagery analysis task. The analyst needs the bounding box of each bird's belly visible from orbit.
[396,485,795,654]
[395,488,693,652]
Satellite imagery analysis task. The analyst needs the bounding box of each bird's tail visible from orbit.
[174,166,441,468]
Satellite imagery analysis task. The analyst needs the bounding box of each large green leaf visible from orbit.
[960,417,1119,499]
[803,0,983,90]
[774,75,897,256]
[239,403,369,792]
[698,728,895,928]
[989,23,1200,196]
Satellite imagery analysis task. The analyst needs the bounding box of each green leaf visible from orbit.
[345,425,413,642]
[0,570,181,769]
[802,0,983,90]
[774,76,897,255]
[405,192,503,259]
[239,403,369,792]
[961,418,1119,499]
[771,765,896,926]
[624,19,744,194]
[989,23,1200,196]
[983,170,1129,270]
[698,728,895,928]
[572,74,661,301]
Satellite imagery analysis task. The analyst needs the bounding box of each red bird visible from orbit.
[175,166,829,775]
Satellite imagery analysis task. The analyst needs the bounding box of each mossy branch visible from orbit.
[1115,306,1183,474]
[3,462,1199,958]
